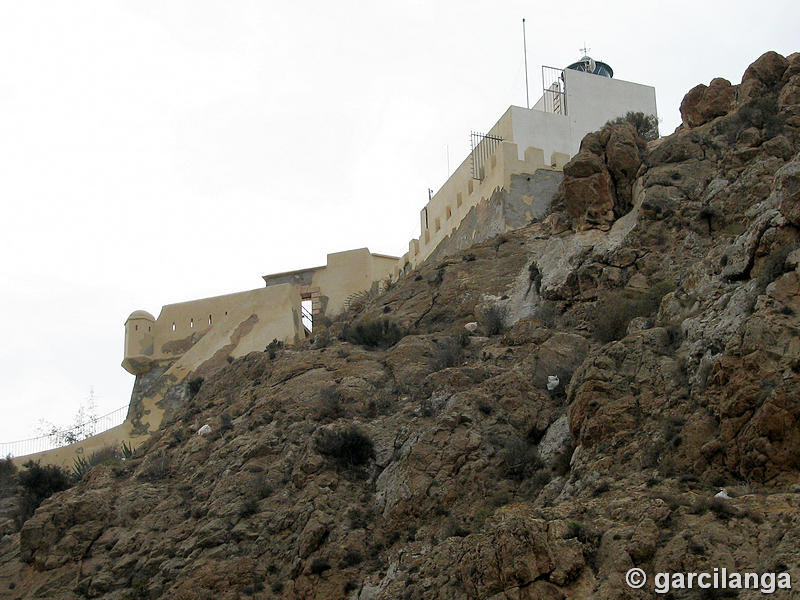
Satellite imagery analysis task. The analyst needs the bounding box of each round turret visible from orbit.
[566,55,613,78]
[126,310,156,323]
[123,310,156,374]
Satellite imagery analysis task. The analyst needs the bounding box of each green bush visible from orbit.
[343,318,405,349]
[428,336,464,372]
[309,557,331,575]
[592,280,674,343]
[607,111,660,140]
[314,427,374,468]
[187,377,204,399]
[72,445,125,481]
[715,95,785,144]
[481,304,508,336]
[0,456,18,498]
[16,461,72,526]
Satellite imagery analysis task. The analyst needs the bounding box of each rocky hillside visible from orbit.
[1,50,800,599]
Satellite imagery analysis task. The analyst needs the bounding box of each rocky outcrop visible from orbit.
[558,123,645,232]
[739,50,789,104]
[679,77,736,128]
[777,153,800,224]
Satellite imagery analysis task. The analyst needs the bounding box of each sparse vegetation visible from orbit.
[137,450,171,481]
[315,385,344,420]
[342,318,405,349]
[607,111,660,140]
[502,437,542,481]
[314,427,375,468]
[218,413,234,436]
[72,445,125,481]
[16,461,72,526]
[716,95,784,144]
[0,456,17,497]
[309,557,331,575]
[265,338,284,359]
[551,445,574,476]
[339,551,363,568]
[187,376,204,399]
[428,336,464,372]
[592,280,675,343]
[312,328,333,349]
[757,245,793,290]
[481,304,508,336]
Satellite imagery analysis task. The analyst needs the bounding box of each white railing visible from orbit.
[0,405,128,459]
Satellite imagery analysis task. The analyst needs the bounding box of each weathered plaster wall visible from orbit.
[10,285,308,468]
[263,248,398,316]
[123,284,302,374]
[423,170,563,265]
[401,139,563,274]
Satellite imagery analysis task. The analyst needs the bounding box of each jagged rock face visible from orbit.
[777,154,800,224]
[2,50,800,600]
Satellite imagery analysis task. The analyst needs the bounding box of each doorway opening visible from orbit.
[301,300,313,333]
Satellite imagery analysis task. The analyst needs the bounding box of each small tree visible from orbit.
[35,389,99,446]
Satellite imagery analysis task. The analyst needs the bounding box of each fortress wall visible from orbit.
[422,169,564,265]
[508,105,573,164]
[18,284,306,468]
[150,285,301,359]
[263,249,398,317]
[123,284,304,374]
[408,138,561,270]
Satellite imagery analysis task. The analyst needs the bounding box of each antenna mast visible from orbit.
[522,18,530,109]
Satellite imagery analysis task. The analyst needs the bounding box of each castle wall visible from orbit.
[401,136,563,273]
[123,284,303,375]
[263,248,398,316]
[422,170,563,265]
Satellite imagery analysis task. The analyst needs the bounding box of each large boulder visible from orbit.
[739,51,789,103]
[679,77,736,128]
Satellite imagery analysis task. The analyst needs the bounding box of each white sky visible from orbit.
[0,0,798,443]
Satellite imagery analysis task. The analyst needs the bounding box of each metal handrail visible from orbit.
[0,404,128,458]
[301,305,313,322]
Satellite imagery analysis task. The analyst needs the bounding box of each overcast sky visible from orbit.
[0,0,797,444]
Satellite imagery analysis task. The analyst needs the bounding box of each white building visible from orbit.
[396,55,657,272]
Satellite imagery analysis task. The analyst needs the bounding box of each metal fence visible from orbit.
[0,404,128,459]
[470,131,504,181]
[541,66,566,115]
